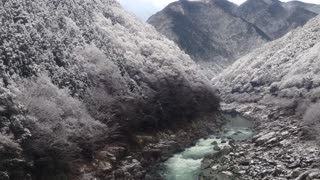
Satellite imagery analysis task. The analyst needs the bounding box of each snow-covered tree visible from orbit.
[0,0,220,178]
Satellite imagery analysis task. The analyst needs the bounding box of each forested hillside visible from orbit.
[214,16,320,141]
[0,0,220,179]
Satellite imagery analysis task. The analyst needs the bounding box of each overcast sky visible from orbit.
[117,0,320,21]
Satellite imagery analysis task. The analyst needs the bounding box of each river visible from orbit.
[158,113,254,180]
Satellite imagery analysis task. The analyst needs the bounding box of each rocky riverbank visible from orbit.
[75,114,225,180]
[199,103,320,180]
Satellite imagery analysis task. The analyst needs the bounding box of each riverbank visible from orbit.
[199,103,320,180]
[74,113,225,179]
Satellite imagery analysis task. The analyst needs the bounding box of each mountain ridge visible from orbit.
[148,0,271,77]
[148,0,320,76]
[237,0,318,39]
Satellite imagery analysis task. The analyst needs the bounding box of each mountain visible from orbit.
[238,0,318,40]
[214,16,320,110]
[148,0,269,76]
[0,0,220,179]
[285,1,320,14]
[148,0,319,76]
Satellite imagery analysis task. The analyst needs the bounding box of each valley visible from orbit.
[0,0,320,180]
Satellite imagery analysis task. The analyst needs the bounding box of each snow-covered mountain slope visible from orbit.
[285,1,320,14]
[148,0,319,77]
[214,16,320,109]
[0,0,220,179]
[238,0,318,40]
[147,0,269,77]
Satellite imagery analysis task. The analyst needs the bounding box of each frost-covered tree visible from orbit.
[0,0,220,179]
[215,16,320,107]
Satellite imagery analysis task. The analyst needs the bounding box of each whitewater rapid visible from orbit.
[160,114,254,180]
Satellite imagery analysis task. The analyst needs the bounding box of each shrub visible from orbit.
[0,134,22,158]
[16,75,106,178]
[259,95,298,110]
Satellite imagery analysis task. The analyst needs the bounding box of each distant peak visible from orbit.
[177,0,231,5]
[244,0,280,5]
[205,0,234,5]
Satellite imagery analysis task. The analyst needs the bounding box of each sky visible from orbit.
[117,0,320,21]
